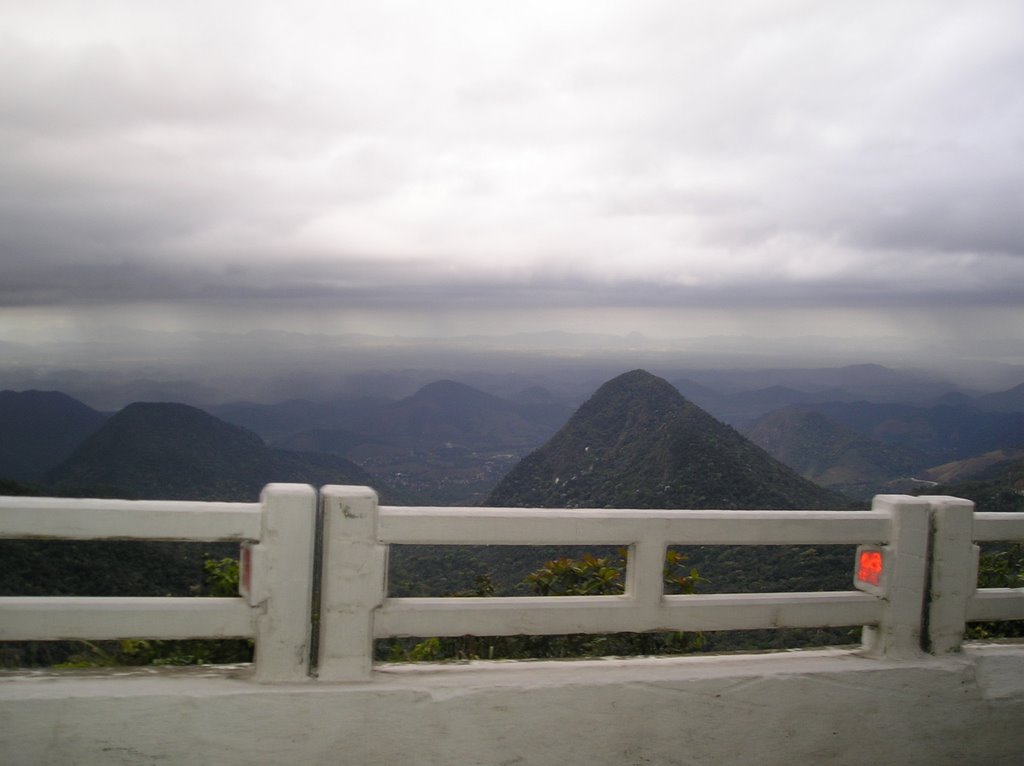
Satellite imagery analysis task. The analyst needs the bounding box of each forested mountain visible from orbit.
[0,390,107,482]
[790,400,1024,464]
[43,402,379,502]
[742,409,928,498]
[488,369,843,510]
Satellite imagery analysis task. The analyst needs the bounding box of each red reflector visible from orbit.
[857,550,883,587]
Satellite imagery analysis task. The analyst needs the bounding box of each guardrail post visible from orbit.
[861,495,931,659]
[625,530,666,624]
[317,485,387,681]
[927,495,977,654]
[249,484,318,682]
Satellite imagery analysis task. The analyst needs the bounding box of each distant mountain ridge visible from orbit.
[350,379,557,449]
[668,365,1024,426]
[214,380,571,450]
[6,370,1021,508]
[488,370,843,510]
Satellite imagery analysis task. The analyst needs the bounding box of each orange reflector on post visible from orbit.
[857,549,883,587]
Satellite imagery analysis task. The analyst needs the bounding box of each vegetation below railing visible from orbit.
[379,550,709,662]
[971,542,1024,640]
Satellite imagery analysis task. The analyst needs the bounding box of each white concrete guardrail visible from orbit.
[2,485,1023,682]
[0,484,316,682]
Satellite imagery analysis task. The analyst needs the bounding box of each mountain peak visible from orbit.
[598,368,676,394]
[488,370,841,510]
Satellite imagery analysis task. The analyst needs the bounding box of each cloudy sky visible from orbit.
[2,1,1022,358]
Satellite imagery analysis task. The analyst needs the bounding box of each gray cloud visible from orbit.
[0,0,1022,350]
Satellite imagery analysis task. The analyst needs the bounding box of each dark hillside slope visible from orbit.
[798,401,1024,463]
[0,390,107,482]
[488,370,843,510]
[742,409,928,498]
[924,449,1024,487]
[43,402,379,502]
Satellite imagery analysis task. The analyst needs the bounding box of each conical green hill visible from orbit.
[487,369,844,510]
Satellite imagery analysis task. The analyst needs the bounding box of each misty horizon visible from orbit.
[2,322,1022,412]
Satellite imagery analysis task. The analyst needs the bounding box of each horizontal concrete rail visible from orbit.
[968,589,1024,622]
[379,506,892,545]
[0,597,254,640]
[375,591,880,638]
[967,511,1024,624]
[0,496,262,541]
[972,512,1024,542]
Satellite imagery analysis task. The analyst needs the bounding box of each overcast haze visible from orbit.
[2,1,1023,367]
